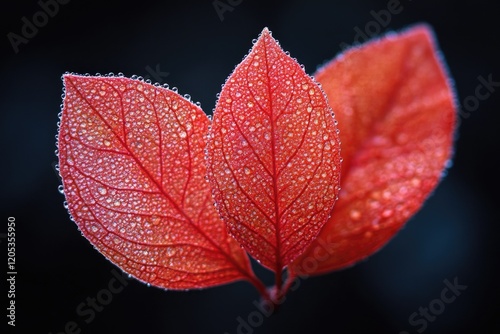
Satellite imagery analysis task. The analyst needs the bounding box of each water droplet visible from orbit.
[350,209,361,221]
[411,178,421,187]
[58,185,64,194]
[103,140,111,146]
[98,187,107,195]
[179,131,187,138]
[167,247,176,256]
[247,101,254,107]
[382,209,393,218]
[244,167,251,175]
[151,216,161,226]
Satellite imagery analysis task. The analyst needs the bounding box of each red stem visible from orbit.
[279,272,295,298]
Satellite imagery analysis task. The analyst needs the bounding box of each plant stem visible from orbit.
[278,272,296,298]
[247,274,272,302]
[275,267,283,294]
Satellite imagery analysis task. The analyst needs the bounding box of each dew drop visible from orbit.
[349,209,361,221]
[98,187,107,195]
[411,177,421,187]
[103,140,111,146]
[382,209,393,218]
[179,131,187,138]
[151,216,161,226]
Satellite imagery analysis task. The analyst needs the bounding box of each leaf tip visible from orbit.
[260,27,271,36]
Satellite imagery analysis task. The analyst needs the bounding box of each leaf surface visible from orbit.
[292,25,456,275]
[207,29,342,272]
[58,74,256,289]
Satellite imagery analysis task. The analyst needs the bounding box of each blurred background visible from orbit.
[1,0,498,333]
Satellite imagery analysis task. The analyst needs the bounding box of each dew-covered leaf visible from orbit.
[58,74,256,289]
[206,29,342,272]
[291,25,456,276]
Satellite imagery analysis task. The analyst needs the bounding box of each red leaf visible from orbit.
[206,29,342,273]
[291,25,456,276]
[58,74,258,289]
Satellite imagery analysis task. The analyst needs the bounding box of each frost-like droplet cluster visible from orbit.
[57,25,456,296]
[58,74,254,289]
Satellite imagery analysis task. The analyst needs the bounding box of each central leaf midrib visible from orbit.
[261,39,283,274]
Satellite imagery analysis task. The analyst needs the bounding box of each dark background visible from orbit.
[1,0,499,333]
